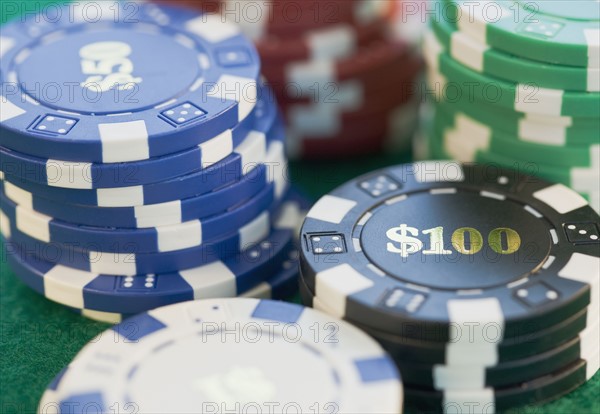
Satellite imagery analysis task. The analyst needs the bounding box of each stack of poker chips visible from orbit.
[298,162,600,412]
[0,2,309,324]
[420,0,600,212]
[250,0,424,159]
[166,0,425,159]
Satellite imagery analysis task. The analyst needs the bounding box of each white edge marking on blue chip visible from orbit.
[185,13,241,43]
[558,252,600,328]
[47,160,93,190]
[443,388,494,414]
[533,184,588,214]
[307,195,356,224]
[174,32,196,50]
[15,205,51,242]
[240,211,270,247]
[45,265,98,308]
[207,75,257,122]
[0,210,11,239]
[265,140,286,199]
[89,252,136,276]
[316,264,374,317]
[276,201,302,233]
[98,120,150,163]
[156,220,202,252]
[97,185,145,207]
[413,161,464,183]
[236,130,267,170]
[134,200,183,228]
[3,181,33,210]
[199,129,233,165]
[0,95,27,122]
[180,260,237,298]
[0,36,16,59]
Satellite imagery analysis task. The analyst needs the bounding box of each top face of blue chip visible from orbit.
[0,2,260,163]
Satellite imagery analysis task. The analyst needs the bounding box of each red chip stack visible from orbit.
[153,0,424,159]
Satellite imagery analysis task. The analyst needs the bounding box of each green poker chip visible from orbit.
[431,97,600,147]
[431,12,599,92]
[441,0,600,68]
[429,118,598,202]
[424,30,600,117]
[434,107,599,168]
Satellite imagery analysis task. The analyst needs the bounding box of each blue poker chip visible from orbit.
[300,161,600,343]
[0,181,276,253]
[2,190,311,314]
[68,248,301,324]
[37,299,402,414]
[1,108,285,207]
[0,82,277,189]
[0,2,260,163]
[3,180,290,275]
[0,170,262,228]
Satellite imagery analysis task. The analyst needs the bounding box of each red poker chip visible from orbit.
[261,39,415,94]
[256,19,386,62]
[290,99,418,159]
[271,53,423,113]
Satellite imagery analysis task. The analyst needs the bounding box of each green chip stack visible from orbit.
[421,0,600,212]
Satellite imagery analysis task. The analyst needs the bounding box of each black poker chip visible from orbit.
[299,162,600,343]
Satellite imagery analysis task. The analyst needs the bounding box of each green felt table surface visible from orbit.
[1,2,598,413]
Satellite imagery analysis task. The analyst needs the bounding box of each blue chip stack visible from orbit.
[0,2,308,323]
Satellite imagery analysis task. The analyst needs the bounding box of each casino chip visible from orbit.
[1,115,284,207]
[442,0,600,68]
[424,33,599,118]
[1,183,276,253]
[198,0,423,159]
[69,248,302,324]
[420,2,600,212]
[0,82,275,190]
[430,14,599,92]
[2,191,310,315]
[298,161,600,410]
[0,2,313,324]
[155,0,423,159]
[0,2,260,163]
[37,299,404,414]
